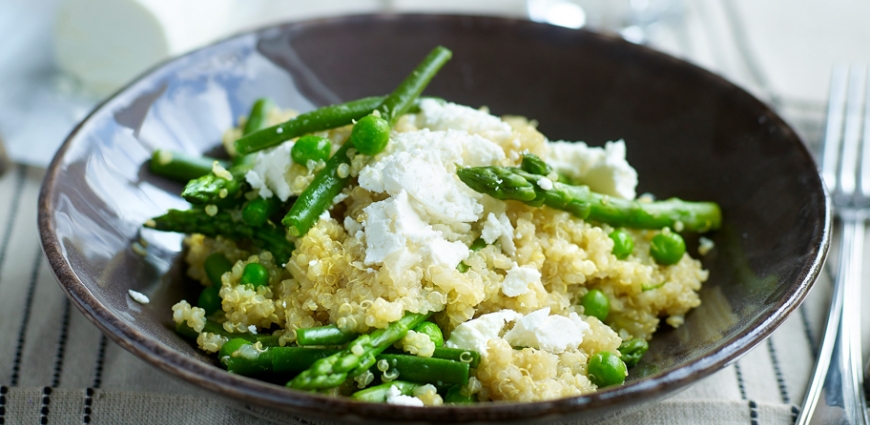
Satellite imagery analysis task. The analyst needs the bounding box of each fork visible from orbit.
[797,65,870,425]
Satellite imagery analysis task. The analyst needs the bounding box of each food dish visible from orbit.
[38,14,829,424]
[144,45,722,405]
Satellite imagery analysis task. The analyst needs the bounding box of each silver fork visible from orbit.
[797,65,870,425]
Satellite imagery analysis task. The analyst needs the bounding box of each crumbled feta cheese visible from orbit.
[501,263,541,297]
[545,140,638,200]
[480,212,515,255]
[698,236,715,256]
[128,289,150,304]
[386,385,424,407]
[362,191,468,269]
[536,177,554,190]
[332,193,349,205]
[416,99,512,143]
[344,215,363,237]
[247,325,258,335]
[503,307,589,354]
[445,310,521,353]
[245,142,294,201]
[358,129,504,225]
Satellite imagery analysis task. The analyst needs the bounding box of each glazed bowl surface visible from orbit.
[38,13,829,424]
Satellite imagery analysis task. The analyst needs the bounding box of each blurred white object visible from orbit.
[55,0,237,94]
[526,0,683,43]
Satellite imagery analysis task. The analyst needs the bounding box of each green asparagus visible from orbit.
[375,46,452,125]
[351,381,420,402]
[618,338,649,368]
[181,98,275,205]
[175,321,280,346]
[149,149,227,182]
[378,354,469,386]
[145,208,295,264]
[457,166,722,232]
[281,143,353,237]
[234,96,385,155]
[286,312,430,390]
[281,46,453,238]
[296,324,358,346]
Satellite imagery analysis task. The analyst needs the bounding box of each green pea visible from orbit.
[351,114,390,155]
[204,253,233,286]
[291,135,332,166]
[456,262,470,273]
[608,229,634,260]
[581,289,610,322]
[242,196,280,227]
[413,322,444,347]
[587,351,627,388]
[469,238,487,251]
[649,230,686,265]
[618,338,649,368]
[197,285,222,316]
[241,263,269,288]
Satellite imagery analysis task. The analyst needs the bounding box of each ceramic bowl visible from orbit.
[38,14,830,424]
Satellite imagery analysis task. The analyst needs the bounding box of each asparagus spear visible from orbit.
[351,381,421,402]
[234,96,386,155]
[286,312,430,390]
[457,166,722,232]
[144,208,295,264]
[281,46,453,238]
[296,324,359,346]
[181,98,274,205]
[175,321,281,346]
[149,150,228,183]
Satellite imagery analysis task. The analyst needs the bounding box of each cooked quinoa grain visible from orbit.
[166,99,711,403]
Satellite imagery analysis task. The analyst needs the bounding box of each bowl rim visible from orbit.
[37,12,831,423]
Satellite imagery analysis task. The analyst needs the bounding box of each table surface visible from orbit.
[1,0,868,423]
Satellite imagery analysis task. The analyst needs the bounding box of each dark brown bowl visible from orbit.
[38,14,830,424]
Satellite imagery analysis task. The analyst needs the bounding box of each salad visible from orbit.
[144,46,721,405]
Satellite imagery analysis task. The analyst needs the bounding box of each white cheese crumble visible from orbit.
[247,325,258,335]
[445,310,521,353]
[245,142,294,201]
[386,385,425,407]
[358,129,503,224]
[545,140,638,200]
[503,307,589,354]
[698,236,715,256]
[536,177,554,190]
[501,263,541,297]
[416,99,513,143]
[446,308,589,355]
[480,212,515,255]
[361,191,468,270]
[128,289,150,304]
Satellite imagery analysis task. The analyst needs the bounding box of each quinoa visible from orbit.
[169,102,710,402]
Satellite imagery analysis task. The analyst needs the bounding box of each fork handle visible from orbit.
[797,218,869,425]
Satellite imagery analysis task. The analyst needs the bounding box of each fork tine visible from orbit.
[840,65,867,197]
[822,65,849,192]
